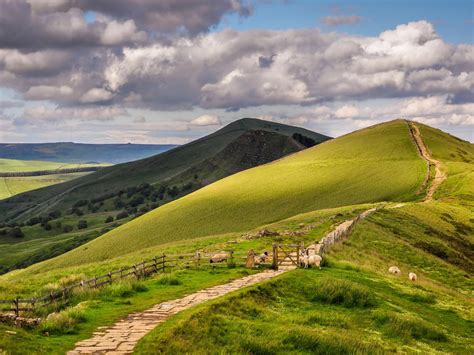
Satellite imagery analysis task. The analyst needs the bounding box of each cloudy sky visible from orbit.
[0,0,472,144]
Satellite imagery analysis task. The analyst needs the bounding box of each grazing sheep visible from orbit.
[300,253,309,268]
[409,272,417,281]
[255,251,269,264]
[309,254,322,269]
[210,251,229,263]
[388,266,401,274]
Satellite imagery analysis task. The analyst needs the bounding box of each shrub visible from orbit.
[311,279,377,308]
[77,220,88,229]
[63,225,73,233]
[9,227,24,238]
[104,216,114,223]
[116,211,129,220]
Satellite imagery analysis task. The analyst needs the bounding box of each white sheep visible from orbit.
[210,251,229,263]
[308,254,322,269]
[255,251,269,264]
[388,266,401,274]
[409,272,417,281]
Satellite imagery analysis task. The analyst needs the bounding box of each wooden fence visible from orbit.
[0,250,244,317]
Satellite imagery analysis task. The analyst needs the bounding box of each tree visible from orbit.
[105,216,114,223]
[63,225,73,233]
[116,211,129,220]
[77,220,88,229]
[9,227,24,238]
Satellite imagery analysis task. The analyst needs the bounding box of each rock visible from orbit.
[245,250,255,268]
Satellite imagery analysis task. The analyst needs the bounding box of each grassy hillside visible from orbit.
[0,143,176,164]
[0,119,328,273]
[418,123,474,203]
[135,202,473,354]
[0,120,471,354]
[32,120,426,269]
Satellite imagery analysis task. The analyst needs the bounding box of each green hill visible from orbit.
[35,120,426,269]
[0,118,329,223]
[0,118,329,273]
[0,120,472,354]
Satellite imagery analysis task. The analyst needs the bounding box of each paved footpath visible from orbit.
[68,269,286,354]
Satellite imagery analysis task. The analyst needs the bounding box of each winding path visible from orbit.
[68,270,285,354]
[408,122,446,201]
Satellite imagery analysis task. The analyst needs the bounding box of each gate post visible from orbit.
[272,243,278,270]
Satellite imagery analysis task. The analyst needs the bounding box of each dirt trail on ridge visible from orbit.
[408,122,446,201]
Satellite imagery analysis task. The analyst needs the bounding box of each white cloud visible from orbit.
[190,114,222,126]
[80,88,115,103]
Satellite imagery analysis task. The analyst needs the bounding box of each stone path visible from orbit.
[408,122,446,201]
[68,270,286,354]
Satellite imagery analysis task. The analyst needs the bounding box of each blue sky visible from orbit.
[0,0,472,143]
[219,0,473,43]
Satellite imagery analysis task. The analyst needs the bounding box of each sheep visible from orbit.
[300,248,322,269]
[210,251,229,263]
[388,266,401,274]
[309,254,322,269]
[255,251,269,264]
[409,272,417,281]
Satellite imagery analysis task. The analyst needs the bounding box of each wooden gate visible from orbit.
[272,243,301,270]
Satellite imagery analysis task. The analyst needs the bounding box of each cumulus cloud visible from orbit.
[189,114,222,126]
[322,15,362,26]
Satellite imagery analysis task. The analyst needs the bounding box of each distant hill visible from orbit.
[0,118,330,272]
[0,142,177,164]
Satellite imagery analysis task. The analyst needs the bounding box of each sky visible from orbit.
[0,0,472,144]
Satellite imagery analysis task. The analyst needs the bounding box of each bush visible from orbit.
[63,225,73,233]
[116,211,129,220]
[311,279,377,308]
[9,227,24,238]
[104,216,114,223]
[77,220,88,230]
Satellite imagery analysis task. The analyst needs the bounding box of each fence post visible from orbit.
[296,244,300,268]
[162,254,166,272]
[94,276,97,288]
[108,272,112,284]
[272,243,278,270]
[133,264,138,279]
[229,250,234,265]
[120,268,124,279]
[13,298,19,317]
[196,252,201,267]
[142,261,146,276]
[153,257,158,273]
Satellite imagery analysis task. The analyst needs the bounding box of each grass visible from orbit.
[0,158,102,174]
[0,173,90,200]
[0,120,471,353]
[135,268,471,354]
[30,120,426,269]
[0,267,257,354]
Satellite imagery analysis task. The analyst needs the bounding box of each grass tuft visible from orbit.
[311,279,377,308]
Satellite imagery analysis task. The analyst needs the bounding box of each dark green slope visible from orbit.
[0,118,329,272]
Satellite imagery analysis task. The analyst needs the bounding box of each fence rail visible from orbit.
[0,250,248,317]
